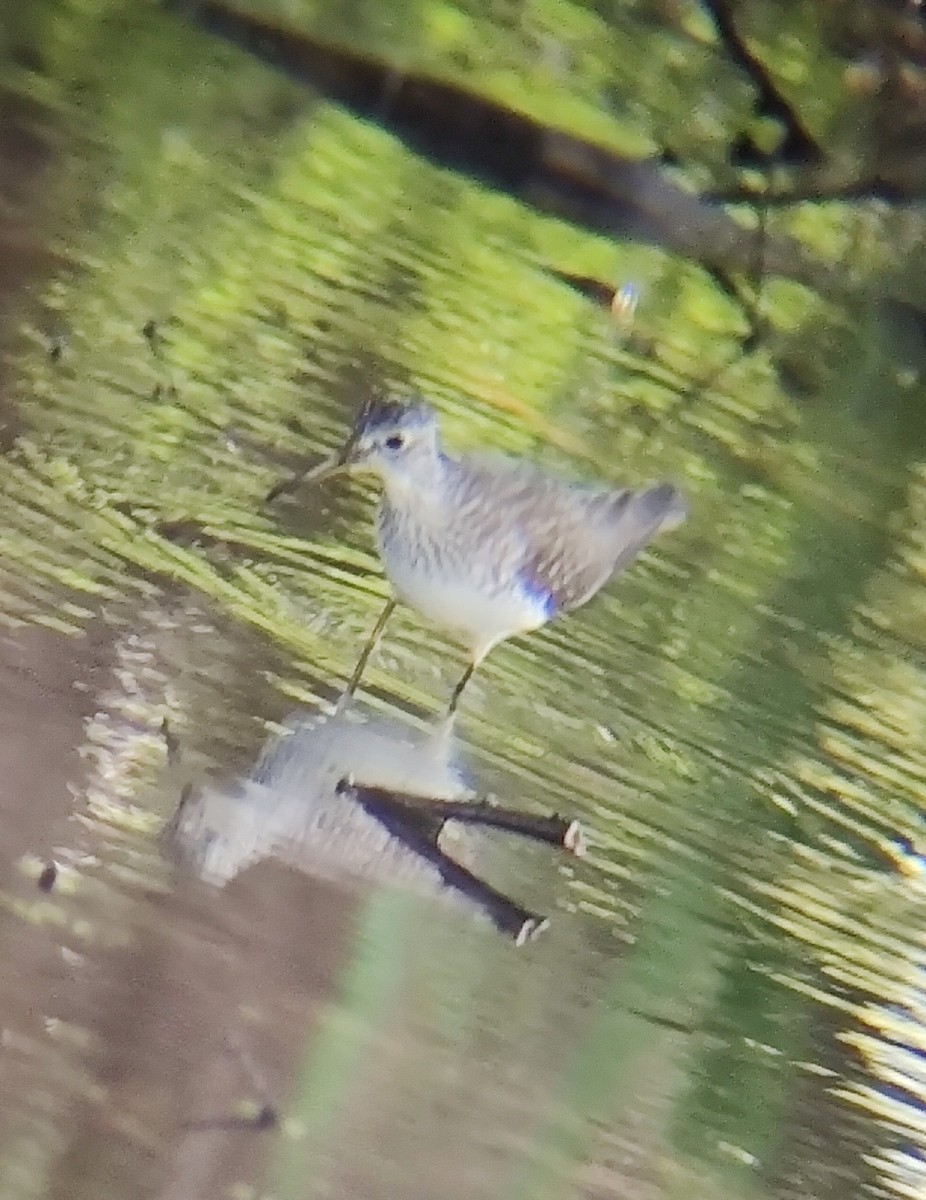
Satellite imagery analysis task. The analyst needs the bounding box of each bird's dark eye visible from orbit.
[384,434,405,451]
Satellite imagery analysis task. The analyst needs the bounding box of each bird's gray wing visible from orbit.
[457,455,685,612]
[545,482,686,610]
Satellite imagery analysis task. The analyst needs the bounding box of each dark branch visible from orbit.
[165,0,834,292]
[704,178,918,207]
[701,0,823,166]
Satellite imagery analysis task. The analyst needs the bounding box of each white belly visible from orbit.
[384,554,549,660]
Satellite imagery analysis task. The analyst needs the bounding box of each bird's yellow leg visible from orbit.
[336,597,398,713]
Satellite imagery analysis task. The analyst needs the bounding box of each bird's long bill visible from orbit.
[264,454,350,503]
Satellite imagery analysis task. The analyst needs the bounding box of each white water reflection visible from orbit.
[166,709,583,942]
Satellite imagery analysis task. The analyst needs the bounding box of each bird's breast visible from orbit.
[375,501,549,654]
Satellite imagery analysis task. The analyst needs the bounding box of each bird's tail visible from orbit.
[640,482,688,532]
[609,482,687,575]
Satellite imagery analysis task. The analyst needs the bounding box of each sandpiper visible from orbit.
[273,397,687,713]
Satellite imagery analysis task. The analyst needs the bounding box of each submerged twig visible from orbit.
[345,781,585,856]
[183,1030,280,1132]
[337,777,550,944]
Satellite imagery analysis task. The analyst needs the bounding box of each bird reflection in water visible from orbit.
[165,710,584,945]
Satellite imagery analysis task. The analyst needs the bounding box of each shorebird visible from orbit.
[271,397,687,714]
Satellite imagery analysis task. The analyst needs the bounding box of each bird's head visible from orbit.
[265,396,444,503]
[338,396,442,493]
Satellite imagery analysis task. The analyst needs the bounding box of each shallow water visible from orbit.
[1,2,926,1198]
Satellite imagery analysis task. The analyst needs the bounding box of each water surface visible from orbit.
[1,2,925,1198]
